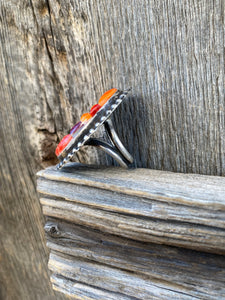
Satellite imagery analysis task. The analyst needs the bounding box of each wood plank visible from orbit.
[46,219,225,299]
[37,163,225,208]
[51,274,138,300]
[37,163,225,254]
[49,252,196,300]
[44,216,225,299]
[31,0,224,176]
[37,176,225,227]
[45,218,225,296]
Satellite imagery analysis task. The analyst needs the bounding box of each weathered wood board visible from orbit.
[37,163,225,299]
[38,163,225,254]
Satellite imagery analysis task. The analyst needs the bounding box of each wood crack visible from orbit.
[45,0,57,54]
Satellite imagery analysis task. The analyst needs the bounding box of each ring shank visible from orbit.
[85,120,133,168]
[104,119,133,164]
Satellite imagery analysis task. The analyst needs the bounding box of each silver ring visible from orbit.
[55,88,133,169]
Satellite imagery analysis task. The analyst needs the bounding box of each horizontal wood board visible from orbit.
[37,163,225,253]
[37,163,225,298]
[46,218,225,299]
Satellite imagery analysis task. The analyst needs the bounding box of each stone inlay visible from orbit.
[55,89,118,157]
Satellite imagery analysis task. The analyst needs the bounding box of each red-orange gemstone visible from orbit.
[98,88,117,107]
[55,134,72,156]
[90,104,101,116]
[80,112,92,123]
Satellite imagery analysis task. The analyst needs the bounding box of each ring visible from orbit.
[55,88,133,169]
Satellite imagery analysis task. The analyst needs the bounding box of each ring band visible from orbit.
[86,119,133,168]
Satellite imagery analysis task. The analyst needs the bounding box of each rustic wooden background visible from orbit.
[0,0,224,299]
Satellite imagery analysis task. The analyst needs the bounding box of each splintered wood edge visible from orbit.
[48,249,225,299]
[37,163,225,209]
[50,274,142,300]
[45,218,225,281]
[45,218,225,298]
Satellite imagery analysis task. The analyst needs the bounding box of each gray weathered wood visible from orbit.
[37,163,225,298]
[45,218,225,299]
[1,0,224,299]
[51,274,136,300]
[1,0,223,174]
[37,163,225,254]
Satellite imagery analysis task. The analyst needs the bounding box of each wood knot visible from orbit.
[50,226,58,235]
[44,222,60,237]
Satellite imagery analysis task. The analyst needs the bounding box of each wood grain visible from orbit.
[37,164,225,298]
[0,0,224,299]
[1,0,222,173]
[0,1,63,299]
[37,163,225,254]
[51,274,136,300]
[46,218,225,299]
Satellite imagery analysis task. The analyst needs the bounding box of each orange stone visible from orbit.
[98,88,117,107]
[55,134,72,156]
[90,104,101,116]
[80,112,92,123]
